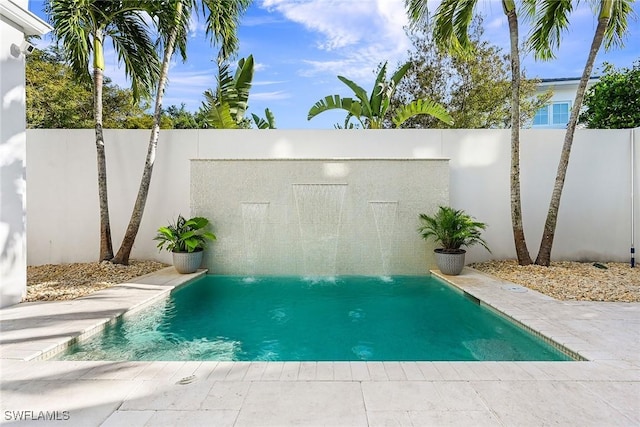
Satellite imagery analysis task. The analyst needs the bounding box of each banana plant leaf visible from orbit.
[392,98,454,127]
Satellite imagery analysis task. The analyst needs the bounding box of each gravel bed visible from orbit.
[26,260,169,302]
[471,260,639,303]
[25,259,639,303]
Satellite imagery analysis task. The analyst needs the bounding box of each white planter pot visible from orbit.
[434,249,466,275]
[172,250,203,274]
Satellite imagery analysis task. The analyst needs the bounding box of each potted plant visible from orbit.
[418,206,490,275]
[154,215,216,274]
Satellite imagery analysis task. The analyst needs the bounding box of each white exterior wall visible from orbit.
[543,82,580,106]
[1,0,29,307]
[26,128,639,268]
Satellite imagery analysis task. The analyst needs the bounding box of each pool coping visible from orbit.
[0,267,206,362]
[1,267,638,426]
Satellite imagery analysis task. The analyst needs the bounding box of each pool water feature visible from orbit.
[56,276,572,362]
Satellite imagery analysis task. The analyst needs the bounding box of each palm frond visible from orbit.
[433,0,478,56]
[405,0,431,29]
[603,0,634,50]
[201,0,252,61]
[149,0,194,62]
[109,13,160,100]
[47,1,94,82]
[525,0,573,61]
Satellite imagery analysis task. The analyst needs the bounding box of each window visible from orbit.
[533,105,549,126]
[532,102,571,127]
[552,103,570,125]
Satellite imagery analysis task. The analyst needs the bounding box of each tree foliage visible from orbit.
[579,60,640,129]
[164,104,204,129]
[392,18,549,129]
[26,48,200,129]
[26,48,159,129]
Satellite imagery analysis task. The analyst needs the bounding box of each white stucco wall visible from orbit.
[1,0,29,307]
[26,128,638,270]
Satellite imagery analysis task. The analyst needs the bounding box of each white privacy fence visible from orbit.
[26,128,639,268]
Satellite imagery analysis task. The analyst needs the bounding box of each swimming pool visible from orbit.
[56,275,572,361]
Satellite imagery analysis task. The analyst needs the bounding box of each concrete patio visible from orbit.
[1,267,638,426]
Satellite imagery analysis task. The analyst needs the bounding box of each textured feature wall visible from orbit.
[191,159,449,275]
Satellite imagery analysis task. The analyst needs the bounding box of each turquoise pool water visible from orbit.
[57,276,572,361]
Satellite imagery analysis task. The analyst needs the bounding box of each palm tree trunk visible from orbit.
[504,0,532,266]
[94,30,113,261]
[535,3,611,266]
[112,2,182,265]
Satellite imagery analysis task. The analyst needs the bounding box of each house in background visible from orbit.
[532,77,600,128]
[0,0,51,307]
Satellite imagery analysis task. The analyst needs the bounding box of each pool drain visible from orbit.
[176,375,196,385]
[501,284,528,293]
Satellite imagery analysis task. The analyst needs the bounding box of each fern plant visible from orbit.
[418,206,490,254]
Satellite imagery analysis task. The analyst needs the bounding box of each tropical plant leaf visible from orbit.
[392,98,453,127]
[369,62,388,116]
[252,113,267,129]
[264,107,276,128]
[390,61,412,87]
[201,0,252,61]
[524,0,573,60]
[307,95,363,120]
[154,214,216,253]
[418,206,490,252]
[204,100,238,129]
[252,108,276,129]
[186,217,209,230]
[432,0,477,57]
[231,54,254,122]
[337,76,372,117]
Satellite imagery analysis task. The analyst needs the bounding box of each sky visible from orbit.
[28,0,640,129]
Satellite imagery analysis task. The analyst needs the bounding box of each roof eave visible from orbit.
[0,0,52,36]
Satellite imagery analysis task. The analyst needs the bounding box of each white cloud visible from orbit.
[253,80,288,86]
[251,90,291,101]
[166,70,215,87]
[259,0,411,83]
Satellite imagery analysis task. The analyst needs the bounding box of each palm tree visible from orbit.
[48,0,161,261]
[112,0,252,265]
[307,62,453,128]
[200,55,255,129]
[405,0,533,265]
[528,0,633,266]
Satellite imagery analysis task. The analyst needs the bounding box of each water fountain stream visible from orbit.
[369,201,398,275]
[241,202,269,274]
[292,184,347,275]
